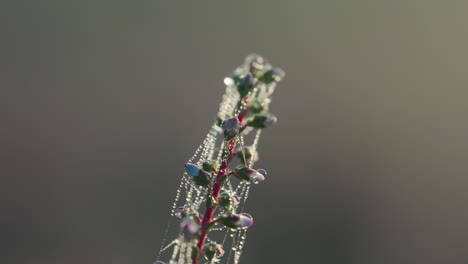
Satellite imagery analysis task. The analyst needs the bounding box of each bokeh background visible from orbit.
[2,1,468,263]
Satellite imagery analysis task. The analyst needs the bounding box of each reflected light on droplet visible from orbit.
[224,77,234,87]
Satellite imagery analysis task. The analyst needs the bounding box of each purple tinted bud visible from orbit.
[174,206,186,219]
[238,213,254,228]
[222,117,241,140]
[251,169,267,184]
[233,165,266,184]
[184,162,200,177]
[222,117,240,131]
[219,212,254,229]
[271,67,285,82]
[239,73,253,87]
[264,113,277,126]
[180,217,200,241]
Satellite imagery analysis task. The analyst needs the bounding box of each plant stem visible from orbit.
[192,93,249,264]
[193,138,237,264]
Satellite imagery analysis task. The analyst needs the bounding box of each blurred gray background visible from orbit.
[2,1,468,263]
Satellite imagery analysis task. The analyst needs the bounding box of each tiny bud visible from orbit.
[174,206,186,219]
[218,192,240,211]
[222,117,241,140]
[204,242,225,261]
[180,217,200,241]
[215,244,225,258]
[250,169,266,184]
[236,73,254,98]
[244,53,265,65]
[233,165,266,184]
[232,165,254,182]
[244,53,274,79]
[264,113,277,126]
[238,213,254,228]
[219,212,254,229]
[260,67,285,84]
[184,162,200,177]
[174,206,198,219]
[246,113,277,129]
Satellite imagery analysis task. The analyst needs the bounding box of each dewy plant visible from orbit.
[155,54,285,264]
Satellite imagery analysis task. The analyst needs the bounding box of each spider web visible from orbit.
[156,77,277,264]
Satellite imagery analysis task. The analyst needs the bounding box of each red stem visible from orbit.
[193,136,238,264]
[192,96,249,264]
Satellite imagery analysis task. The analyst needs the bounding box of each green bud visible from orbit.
[244,54,272,78]
[204,243,224,261]
[218,192,239,211]
[192,170,211,187]
[216,116,223,127]
[246,113,277,129]
[204,243,217,261]
[219,212,254,228]
[218,212,240,229]
[259,67,285,84]
[236,73,254,98]
[232,165,252,182]
[222,117,241,140]
[232,165,266,184]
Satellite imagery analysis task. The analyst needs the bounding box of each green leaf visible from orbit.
[191,245,199,260]
[202,160,219,172]
[218,174,230,186]
[236,146,259,164]
[204,220,217,232]
[206,194,216,208]
[250,101,264,114]
[192,170,211,187]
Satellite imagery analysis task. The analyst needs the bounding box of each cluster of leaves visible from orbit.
[159,54,284,263]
